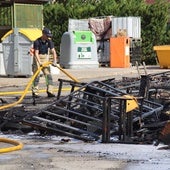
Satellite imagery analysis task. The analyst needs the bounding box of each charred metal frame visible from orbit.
[1,71,169,143]
[23,79,163,143]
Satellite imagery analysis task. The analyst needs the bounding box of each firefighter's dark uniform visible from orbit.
[32,37,55,97]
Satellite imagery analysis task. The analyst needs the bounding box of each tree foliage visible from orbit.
[141,0,169,64]
[44,0,170,64]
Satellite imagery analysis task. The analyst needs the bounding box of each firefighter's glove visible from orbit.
[39,63,43,67]
[52,61,57,67]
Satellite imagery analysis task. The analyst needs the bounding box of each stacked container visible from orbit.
[110,17,141,67]
[112,17,141,39]
[66,17,141,67]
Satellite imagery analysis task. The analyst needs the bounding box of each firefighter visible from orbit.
[32,27,58,98]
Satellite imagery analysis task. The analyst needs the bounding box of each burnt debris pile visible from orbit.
[1,72,170,144]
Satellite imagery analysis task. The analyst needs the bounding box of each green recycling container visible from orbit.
[60,31,99,69]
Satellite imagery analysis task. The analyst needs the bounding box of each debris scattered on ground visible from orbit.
[0,71,170,145]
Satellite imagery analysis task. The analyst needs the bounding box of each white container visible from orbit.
[112,17,141,39]
[50,64,60,75]
[68,18,89,32]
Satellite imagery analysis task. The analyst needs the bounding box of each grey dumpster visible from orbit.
[0,43,6,75]
[1,28,42,77]
[60,31,99,69]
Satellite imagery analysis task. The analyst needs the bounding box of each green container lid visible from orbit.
[73,31,94,43]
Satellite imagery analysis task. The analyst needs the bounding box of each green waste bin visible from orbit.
[60,31,99,69]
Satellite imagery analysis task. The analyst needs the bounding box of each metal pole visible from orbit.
[102,97,110,143]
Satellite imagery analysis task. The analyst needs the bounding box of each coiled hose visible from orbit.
[0,137,23,154]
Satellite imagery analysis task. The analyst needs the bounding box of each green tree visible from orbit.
[141,0,169,64]
[43,3,68,54]
[43,0,170,65]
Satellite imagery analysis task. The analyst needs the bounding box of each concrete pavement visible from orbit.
[0,65,169,88]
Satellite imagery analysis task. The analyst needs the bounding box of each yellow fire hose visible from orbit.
[0,62,79,153]
[0,63,46,153]
[0,88,73,96]
[0,62,79,110]
[55,64,79,83]
[0,137,23,154]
